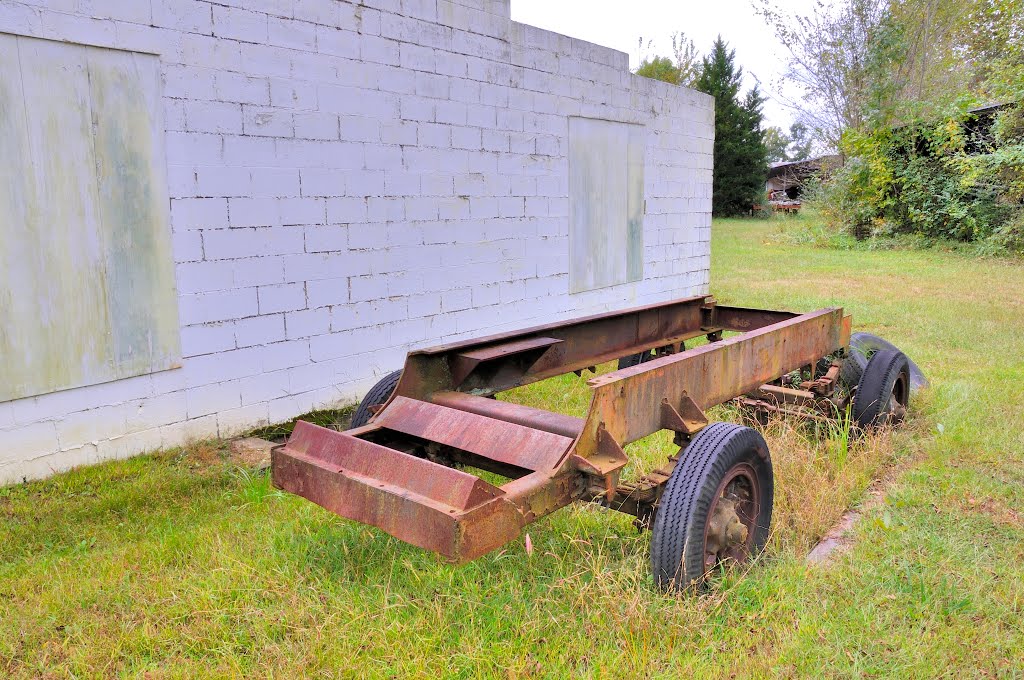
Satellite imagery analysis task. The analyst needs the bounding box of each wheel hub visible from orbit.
[704,497,748,568]
[703,465,760,572]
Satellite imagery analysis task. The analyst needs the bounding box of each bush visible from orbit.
[812,105,1024,252]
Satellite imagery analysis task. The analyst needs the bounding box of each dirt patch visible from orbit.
[228,437,275,469]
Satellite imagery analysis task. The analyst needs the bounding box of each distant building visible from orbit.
[766,156,843,201]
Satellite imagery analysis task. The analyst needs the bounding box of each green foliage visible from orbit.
[634,32,701,88]
[787,122,814,161]
[813,105,1024,249]
[764,126,789,164]
[765,122,815,164]
[693,37,770,216]
[635,56,682,85]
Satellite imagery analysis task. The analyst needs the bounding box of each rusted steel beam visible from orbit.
[573,308,846,458]
[398,295,715,397]
[753,384,818,406]
[431,391,584,439]
[710,305,798,332]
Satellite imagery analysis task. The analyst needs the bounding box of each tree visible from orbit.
[635,32,701,87]
[636,56,684,85]
[764,122,814,163]
[764,126,790,163]
[756,0,1022,149]
[787,122,814,161]
[693,37,770,216]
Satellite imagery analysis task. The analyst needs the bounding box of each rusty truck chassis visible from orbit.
[272,295,852,566]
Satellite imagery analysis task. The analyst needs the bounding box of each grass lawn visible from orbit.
[4,216,1024,677]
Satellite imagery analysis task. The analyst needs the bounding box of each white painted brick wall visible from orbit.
[0,0,713,485]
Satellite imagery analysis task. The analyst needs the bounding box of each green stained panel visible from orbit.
[0,34,180,403]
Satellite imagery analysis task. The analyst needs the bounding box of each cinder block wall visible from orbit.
[0,0,713,485]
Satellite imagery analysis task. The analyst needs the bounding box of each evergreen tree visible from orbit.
[693,37,770,216]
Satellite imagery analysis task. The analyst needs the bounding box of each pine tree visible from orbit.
[693,37,770,216]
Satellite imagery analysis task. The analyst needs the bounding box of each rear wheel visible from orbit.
[840,333,927,391]
[650,423,774,592]
[852,349,910,429]
[349,369,403,429]
[617,350,654,370]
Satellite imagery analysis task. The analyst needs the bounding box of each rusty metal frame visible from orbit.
[272,295,852,563]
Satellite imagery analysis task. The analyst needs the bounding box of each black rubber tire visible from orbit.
[349,369,403,429]
[852,349,910,429]
[618,350,654,370]
[840,333,927,391]
[650,422,774,592]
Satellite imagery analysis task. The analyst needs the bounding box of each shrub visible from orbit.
[813,104,1024,252]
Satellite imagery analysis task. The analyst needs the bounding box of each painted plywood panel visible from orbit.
[0,34,179,402]
[568,117,645,293]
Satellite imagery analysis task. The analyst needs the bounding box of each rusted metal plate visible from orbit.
[431,391,585,439]
[374,396,574,471]
[449,336,562,386]
[454,336,563,363]
[283,421,502,509]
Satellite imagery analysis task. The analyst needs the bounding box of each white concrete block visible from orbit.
[302,170,347,198]
[283,252,370,283]
[213,5,268,43]
[296,112,340,140]
[317,25,360,59]
[268,16,317,51]
[185,101,242,135]
[243,106,294,137]
[152,0,213,34]
[285,307,332,339]
[326,196,369,223]
[262,339,312,372]
[235,313,286,348]
[181,322,237,357]
[306,277,349,308]
[280,197,327,225]
[1,421,59,465]
[305,224,349,252]
[215,71,270,105]
[179,288,259,325]
[171,198,228,230]
[258,283,307,314]
[196,166,252,198]
[176,261,234,294]
[217,402,270,438]
[339,116,381,143]
[293,0,339,25]
[204,226,304,259]
[251,168,302,198]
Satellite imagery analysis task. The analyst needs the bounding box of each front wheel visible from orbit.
[650,422,774,592]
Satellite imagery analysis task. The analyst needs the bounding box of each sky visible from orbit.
[510,0,817,131]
